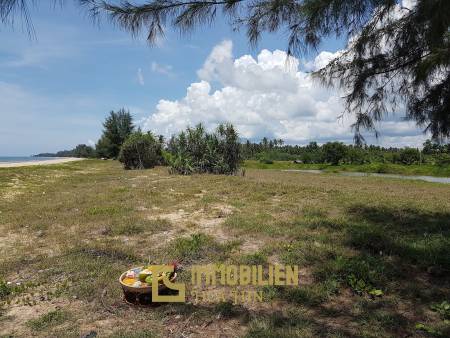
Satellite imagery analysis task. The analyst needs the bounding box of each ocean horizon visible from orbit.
[0,156,61,163]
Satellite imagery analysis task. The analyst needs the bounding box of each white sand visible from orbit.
[0,157,85,168]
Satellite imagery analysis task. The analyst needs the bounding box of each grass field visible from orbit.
[1,159,449,337]
[244,160,450,177]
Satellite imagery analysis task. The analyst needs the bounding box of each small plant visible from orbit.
[215,301,236,317]
[26,309,68,331]
[431,301,450,319]
[347,274,383,297]
[240,251,267,265]
[173,233,212,261]
[0,279,11,300]
[415,323,440,335]
[0,279,28,303]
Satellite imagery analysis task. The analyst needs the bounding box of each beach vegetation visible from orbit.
[118,131,163,169]
[96,108,134,159]
[166,123,241,175]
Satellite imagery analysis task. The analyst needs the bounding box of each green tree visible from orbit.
[345,146,368,165]
[72,144,96,158]
[95,135,113,159]
[96,108,134,158]
[322,142,347,165]
[118,131,163,169]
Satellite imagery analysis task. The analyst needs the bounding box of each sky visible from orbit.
[0,1,427,156]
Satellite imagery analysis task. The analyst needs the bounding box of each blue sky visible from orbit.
[0,1,425,156]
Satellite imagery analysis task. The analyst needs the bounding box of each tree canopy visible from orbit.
[2,0,449,143]
[96,108,134,158]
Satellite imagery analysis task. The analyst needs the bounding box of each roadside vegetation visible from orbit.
[241,138,450,177]
[1,160,449,337]
[242,139,450,168]
[244,161,450,177]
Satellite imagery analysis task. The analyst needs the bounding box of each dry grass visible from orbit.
[0,159,449,337]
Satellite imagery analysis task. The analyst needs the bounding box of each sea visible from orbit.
[0,156,58,163]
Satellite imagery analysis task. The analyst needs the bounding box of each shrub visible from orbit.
[322,142,347,165]
[118,131,163,169]
[260,158,274,164]
[167,123,241,175]
[436,153,450,166]
[398,148,421,165]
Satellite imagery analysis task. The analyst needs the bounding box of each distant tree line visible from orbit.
[242,139,450,166]
[34,144,96,159]
[36,109,450,170]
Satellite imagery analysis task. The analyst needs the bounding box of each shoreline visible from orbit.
[0,157,85,168]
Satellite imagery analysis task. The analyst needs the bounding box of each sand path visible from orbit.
[0,157,85,168]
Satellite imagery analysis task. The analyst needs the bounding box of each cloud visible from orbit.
[151,62,174,77]
[304,50,343,71]
[143,40,426,147]
[137,68,145,85]
[402,0,417,10]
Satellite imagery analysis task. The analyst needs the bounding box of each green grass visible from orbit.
[244,160,450,177]
[108,330,159,338]
[172,233,240,263]
[0,159,449,337]
[26,309,68,331]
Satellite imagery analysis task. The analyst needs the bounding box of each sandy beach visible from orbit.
[0,157,85,168]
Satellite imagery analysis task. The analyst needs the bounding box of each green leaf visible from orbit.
[369,289,383,296]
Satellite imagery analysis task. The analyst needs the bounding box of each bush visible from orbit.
[322,142,347,165]
[398,148,421,165]
[118,132,163,169]
[300,151,322,164]
[436,153,450,166]
[167,123,241,175]
[260,158,274,164]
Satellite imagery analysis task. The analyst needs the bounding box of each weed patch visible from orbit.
[26,309,68,331]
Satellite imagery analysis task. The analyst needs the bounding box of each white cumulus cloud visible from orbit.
[137,68,145,86]
[143,40,426,147]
